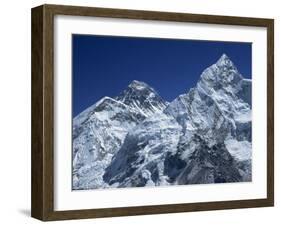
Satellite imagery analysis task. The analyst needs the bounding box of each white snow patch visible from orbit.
[225,139,252,161]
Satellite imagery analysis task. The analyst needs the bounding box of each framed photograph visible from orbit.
[31,4,274,221]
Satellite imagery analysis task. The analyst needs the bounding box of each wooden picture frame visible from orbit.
[31,4,274,221]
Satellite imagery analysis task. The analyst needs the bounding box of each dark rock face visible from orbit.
[237,79,252,107]
[164,152,187,182]
[235,120,252,142]
[115,80,168,116]
[175,135,243,185]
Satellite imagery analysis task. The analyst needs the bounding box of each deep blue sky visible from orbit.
[73,35,252,116]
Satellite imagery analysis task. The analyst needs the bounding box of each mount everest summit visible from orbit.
[73,54,252,190]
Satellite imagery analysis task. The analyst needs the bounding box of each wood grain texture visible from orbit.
[31,5,44,220]
[267,19,274,205]
[31,5,55,220]
[31,4,274,221]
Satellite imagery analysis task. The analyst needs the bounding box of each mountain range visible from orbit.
[72,54,252,190]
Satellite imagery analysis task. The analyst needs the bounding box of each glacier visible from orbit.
[72,54,252,190]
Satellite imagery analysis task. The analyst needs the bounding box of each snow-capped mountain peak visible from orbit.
[165,54,251,144]
[199,54,243,87]
[118,80,157,100]
[72,80,168,189]
[216,53,235,67]
[115,80,168,116]
[73,54,252,190]
[128,80,151,90]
